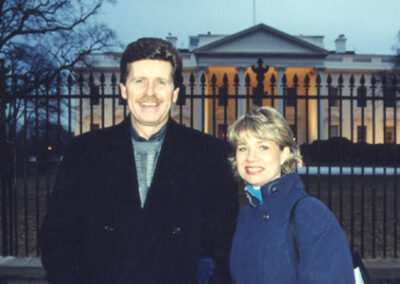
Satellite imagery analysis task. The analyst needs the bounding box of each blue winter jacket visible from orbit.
[230,173,355,284]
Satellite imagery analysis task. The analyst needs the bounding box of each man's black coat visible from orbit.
[40,118,238,283]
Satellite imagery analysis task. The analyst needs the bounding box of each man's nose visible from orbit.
[145,82,156,96]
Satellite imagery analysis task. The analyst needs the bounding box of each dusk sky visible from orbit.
[97,0,400,55]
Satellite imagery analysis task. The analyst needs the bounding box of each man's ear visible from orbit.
[120,83,127,100]
[172,87,180,103]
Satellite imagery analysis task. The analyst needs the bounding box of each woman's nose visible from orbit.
[246,149,257,161]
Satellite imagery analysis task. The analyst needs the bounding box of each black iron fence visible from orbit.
[1,64,399,259]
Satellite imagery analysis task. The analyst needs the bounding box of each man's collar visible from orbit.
[130,122,167,142]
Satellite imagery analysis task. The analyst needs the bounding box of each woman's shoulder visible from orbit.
[295,196,332,220]
[294,196,344,242]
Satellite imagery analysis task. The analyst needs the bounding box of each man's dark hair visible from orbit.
[120,38,182,88]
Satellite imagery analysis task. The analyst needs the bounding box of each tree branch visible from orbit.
[1,0,102,47]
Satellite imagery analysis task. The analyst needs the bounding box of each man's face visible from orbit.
[120,59,179,135]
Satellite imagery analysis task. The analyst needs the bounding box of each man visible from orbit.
[40,38,238,283]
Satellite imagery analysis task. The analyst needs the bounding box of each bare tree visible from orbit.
[1,1,122,256]
[0,0,119,135]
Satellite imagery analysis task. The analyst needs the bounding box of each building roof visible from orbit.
[193,23,328,56]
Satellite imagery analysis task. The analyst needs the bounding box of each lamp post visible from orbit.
[251,58,269,106]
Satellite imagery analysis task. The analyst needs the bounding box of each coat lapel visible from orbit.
[104,118,141,210]
[119,119,192,280]
[145,120,189,211]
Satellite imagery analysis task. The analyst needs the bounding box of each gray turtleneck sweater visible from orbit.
[130,125,166,207]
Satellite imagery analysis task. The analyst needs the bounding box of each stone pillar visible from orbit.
[276,67,286,114]
[197,68,206,132]
[236,67,247,117]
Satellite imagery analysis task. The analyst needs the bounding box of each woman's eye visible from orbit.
[237,147,247,152]
[260,145,269,150]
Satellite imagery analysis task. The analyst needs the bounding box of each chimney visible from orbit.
[166,33,177,47]
[335,34,347,53]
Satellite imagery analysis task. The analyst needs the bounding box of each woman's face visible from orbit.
[236,132,289,189]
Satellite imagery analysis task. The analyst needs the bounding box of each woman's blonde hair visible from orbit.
[228,106,303,175]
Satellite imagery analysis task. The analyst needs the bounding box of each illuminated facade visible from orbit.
[74,24,399,145]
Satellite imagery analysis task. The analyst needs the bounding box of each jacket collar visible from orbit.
[130,121,167,142]
[245,172,305,210]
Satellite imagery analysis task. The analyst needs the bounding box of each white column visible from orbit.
[317,68,326,139]
[236,67,246,117]
[197,68,206,132]
[276,67,286,114]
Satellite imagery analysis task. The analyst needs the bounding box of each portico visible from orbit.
[175,24,329,143]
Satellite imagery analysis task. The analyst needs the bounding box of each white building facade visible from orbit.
[74,24,399,145]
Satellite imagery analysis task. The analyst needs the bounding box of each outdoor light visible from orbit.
[251,58,269,106]
[48,146,52,151]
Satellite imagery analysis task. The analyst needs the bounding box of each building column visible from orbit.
[276,67,286,114]
[197,68,206,132]
[235,67,246,117]
[317,68,326,139]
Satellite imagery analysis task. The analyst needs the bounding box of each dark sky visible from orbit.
[98,0,400,55]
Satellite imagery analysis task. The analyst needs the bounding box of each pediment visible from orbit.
[194,24,327,56]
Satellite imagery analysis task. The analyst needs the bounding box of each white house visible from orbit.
[74,23,399,145]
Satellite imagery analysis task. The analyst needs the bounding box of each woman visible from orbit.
[229,106,354,284]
